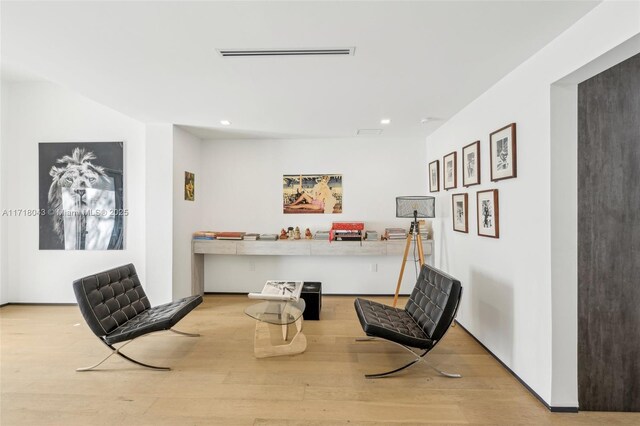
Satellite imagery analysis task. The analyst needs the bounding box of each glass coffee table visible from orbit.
[244,299,307,358]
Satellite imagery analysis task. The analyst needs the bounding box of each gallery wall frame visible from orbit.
[490,123,517,181]
[429,160,440,192]
[38,141,124,250]
[477,189,499,238]
[462,140,481,187]
[443,151,457,190]
[452,193,469,233]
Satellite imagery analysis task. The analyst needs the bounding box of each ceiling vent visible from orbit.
[217,47,355,57]
[357,129,383,136]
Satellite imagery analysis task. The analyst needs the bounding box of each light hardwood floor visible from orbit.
[1,295,638,425]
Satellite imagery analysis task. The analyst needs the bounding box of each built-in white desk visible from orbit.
[191,239,433,295]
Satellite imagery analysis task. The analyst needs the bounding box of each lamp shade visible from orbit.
[396,196,435,218]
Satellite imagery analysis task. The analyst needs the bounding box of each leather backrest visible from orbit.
[72,264,151,337]
[404,264,462,341]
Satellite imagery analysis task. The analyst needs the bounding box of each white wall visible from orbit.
[199,137,429,294]
[0,82,7,304]
[172,126,203,299]
[425,0,640,408]
[144,124,173,304]
[1,81,146,303]
[549,82,578,408]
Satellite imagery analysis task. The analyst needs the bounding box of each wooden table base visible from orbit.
[253,317,307,358]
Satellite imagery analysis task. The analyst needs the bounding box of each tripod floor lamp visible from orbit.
[393,196,435,307]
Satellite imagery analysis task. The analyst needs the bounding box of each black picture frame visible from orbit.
[490,123,517,181]
[429,160,440,192]
[452,193,468,233]
[443,151,457,190]
[463,140,481,187]
[477,189,499,238]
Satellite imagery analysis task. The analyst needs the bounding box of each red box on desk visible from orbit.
[330,222,364,241]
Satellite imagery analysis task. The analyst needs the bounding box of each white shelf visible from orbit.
[193,239,432,256]
[191,238,433,296]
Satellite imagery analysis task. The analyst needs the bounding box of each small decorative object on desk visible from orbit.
[305,228,313,239]
[260,233,279,241]
[330,222,364,242]
[418,220,432,240]
[248,280,304,301]
[193,231,216,240]
[384,228,407,240]
[314,230,330,240]
[287,227,294,239]
[280,228,288,240]
[216,232,245,240]
[294,226,301,239]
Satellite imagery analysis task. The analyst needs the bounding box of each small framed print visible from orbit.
[443,151,457,190]
[452,193,468,233]
[429,160,440,192]
[477,189,499,238]
[462,141,481,187]
[490,123,517,181]
[185,171,195,201]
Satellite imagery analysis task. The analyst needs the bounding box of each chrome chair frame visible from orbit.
[77,328,200,372]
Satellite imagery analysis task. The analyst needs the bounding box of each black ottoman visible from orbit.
[301,282,322,320]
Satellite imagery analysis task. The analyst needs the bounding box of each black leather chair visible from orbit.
[73,263,203,371]
[354,263,462,378]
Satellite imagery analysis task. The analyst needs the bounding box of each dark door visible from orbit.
[578,52,640,412]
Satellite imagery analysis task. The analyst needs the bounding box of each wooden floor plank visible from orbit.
[1,295,639,425]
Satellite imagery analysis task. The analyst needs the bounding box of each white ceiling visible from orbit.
[1,1,599,140]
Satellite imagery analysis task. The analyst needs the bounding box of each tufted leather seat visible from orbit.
[73,264,202,360]
[355,264,461,350]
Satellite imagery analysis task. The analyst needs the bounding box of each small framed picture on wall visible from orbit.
[462,141,481,187]
[429,160,440,192]
[452,193,468,233]
[477,189,499,238]
[443,151,457,190]
[490,123,517,181]
[185,171,195,201]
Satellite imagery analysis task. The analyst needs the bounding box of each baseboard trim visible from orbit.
[454,320,579,413]
[549,406,580,413]
[0,302,76,307]
[204,292,409,297]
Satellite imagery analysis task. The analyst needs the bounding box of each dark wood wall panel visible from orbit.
[578,52,640,412]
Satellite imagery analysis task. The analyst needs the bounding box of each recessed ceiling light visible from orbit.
[220,120,231,126]
[380,119,391,125]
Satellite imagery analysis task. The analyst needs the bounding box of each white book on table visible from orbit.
[248,280,304,302]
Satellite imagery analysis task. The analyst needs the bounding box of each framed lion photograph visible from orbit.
[38,142,124,250]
